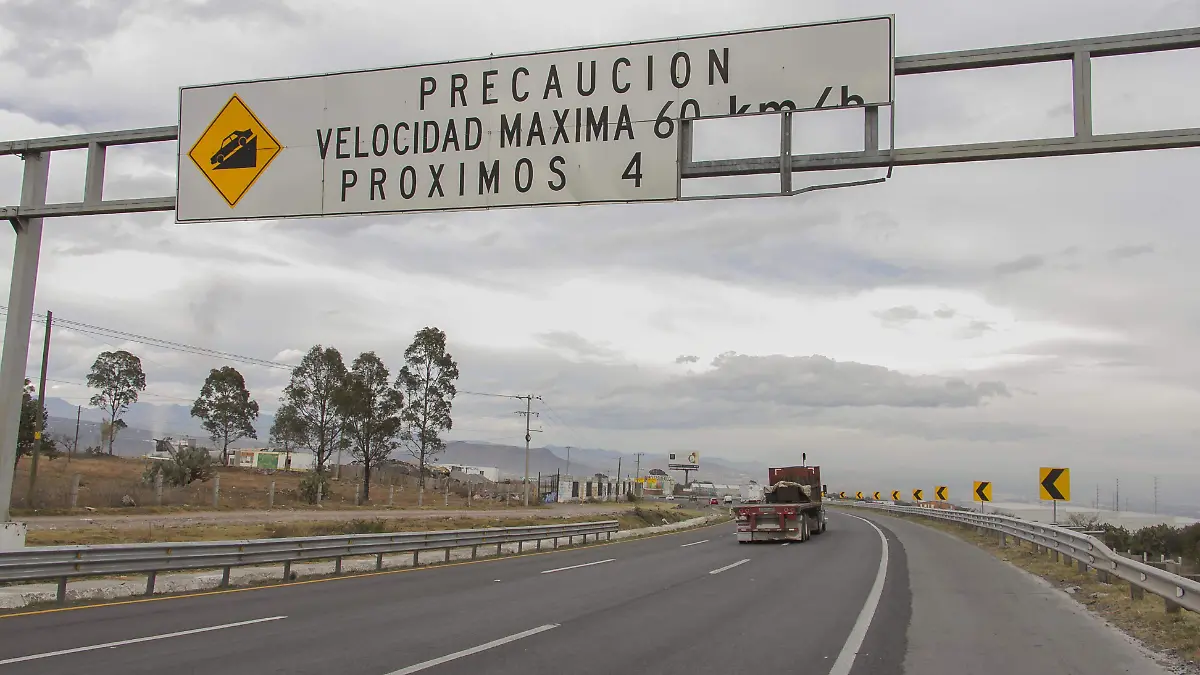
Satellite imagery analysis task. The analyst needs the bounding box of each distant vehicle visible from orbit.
[733,461,826,543]
[709,497,719,505]
[665,493,675,500]
[723,495,733,504]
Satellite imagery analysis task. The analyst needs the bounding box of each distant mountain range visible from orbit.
[39,398,765,484]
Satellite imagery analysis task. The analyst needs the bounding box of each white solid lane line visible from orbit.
[540,558,616,574]
[709,558,751,575]
[781,543,790,547]
[0,616,287,665]
[680,539,710,547]
[828,513,889,675]
[385,624,559,675]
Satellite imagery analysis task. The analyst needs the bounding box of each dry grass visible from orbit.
[863,509,1200,662]
[10,455,533,514]
[25,506,708,546]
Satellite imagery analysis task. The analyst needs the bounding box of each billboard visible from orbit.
[668,451,700,471]
[177,16,894,222]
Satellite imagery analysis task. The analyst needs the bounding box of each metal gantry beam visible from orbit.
[1,26,1198,219]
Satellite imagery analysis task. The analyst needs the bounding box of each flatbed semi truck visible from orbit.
[733,462,826,543]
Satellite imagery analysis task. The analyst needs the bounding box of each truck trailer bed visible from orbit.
[733,501,825,542]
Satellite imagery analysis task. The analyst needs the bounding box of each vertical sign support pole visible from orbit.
[0,152,50,532]
[1053,499,1058,524]
[779,111,793,194]
[864,106,880,153]
[1072,52,1093,140]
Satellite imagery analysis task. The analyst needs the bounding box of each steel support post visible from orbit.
[0,152,49,534]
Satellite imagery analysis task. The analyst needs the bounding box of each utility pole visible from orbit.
[1115,478,1120,513]
[70,404,80,463]
[565,446,572,477]
[616,456,622,498]
[1153,476,1158,514]
[634,452,644,481]
[27,310,52,506]
[514,394,541,507]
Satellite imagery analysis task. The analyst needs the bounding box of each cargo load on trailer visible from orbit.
[733,455,826,543]
[740,482,764,503]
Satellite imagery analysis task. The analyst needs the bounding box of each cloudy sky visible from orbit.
[2,0,1199,509]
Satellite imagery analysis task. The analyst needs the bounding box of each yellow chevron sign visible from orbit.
[973,481,992,502]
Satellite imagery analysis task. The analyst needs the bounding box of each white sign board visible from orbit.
[669,452,701,471]
[176,16,893,223]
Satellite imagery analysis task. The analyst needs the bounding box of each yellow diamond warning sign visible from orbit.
[187,94,281,208]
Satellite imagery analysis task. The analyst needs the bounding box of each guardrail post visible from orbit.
[375,553,384,570]
[69,473,80,508]
[154,471,163,506]
[219,566,231,587]
[471,545,478,559]
[517,541,524,553]
[1130,583,1144,601]
[553,536,558,548]
[443,548,450,562]
[536,538,542,551]
[268,481,275,509]
[145,571,156,595]
[998,532,1006,548]
[1165,598,1182,614]
[334,556,342,574]
[607,531,612,541]
[412,551,419,567]
[1052,550,1060,562]
[283,561,292,581]
[213,475,220,508]
[1097,570,1110,583]
[56,577,67,603]
[496,543,502,556]
[1077,559,1087,574]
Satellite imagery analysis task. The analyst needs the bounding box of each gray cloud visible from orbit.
[994,254,1045,276]
[1108,244,1154,261]
[674,355,700,364]
[874,305,925,326]
[933,307,957,319]
[535,331,618,361]
[960,320,995,339]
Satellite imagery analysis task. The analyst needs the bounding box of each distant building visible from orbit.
[434,464,499,482]
[230,448,315,471]
[554,475,639,503]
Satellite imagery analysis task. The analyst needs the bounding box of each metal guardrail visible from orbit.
[846,503,1199,613]
[0,520,619,602]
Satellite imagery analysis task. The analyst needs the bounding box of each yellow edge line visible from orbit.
[1,517,730,620]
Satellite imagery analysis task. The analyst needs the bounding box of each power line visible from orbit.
[3,306,520,400]
[1,306,293,370]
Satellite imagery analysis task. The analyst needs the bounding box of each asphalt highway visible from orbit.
[0,511,1171,675]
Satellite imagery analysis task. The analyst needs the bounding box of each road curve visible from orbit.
[0,510,1172,675]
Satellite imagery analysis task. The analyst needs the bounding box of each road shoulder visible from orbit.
[857,511,1171,675]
